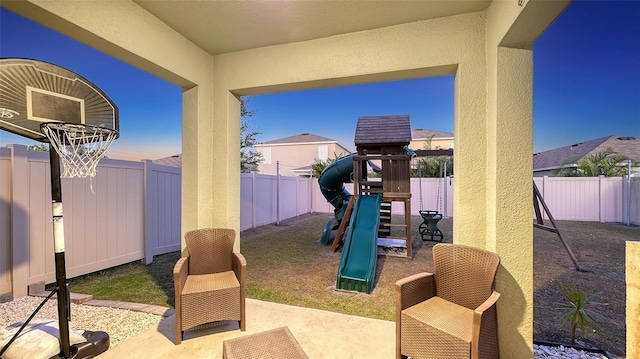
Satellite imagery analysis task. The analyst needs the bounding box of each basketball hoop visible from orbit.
[41,122,118,178]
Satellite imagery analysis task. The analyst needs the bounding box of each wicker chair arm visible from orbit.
[395,272,435,312]
[474,290,500,316]
[173,256,189,344]
[232,252,247,284]
[472,290,501,358]
[395,272,434,359]
[174,256,189,291]
[233,252,247,331]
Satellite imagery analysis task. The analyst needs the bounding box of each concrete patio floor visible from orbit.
[96,298,395,358]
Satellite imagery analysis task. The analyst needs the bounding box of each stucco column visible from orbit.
[223,92,242,251]
[183,84,241,252]
[488,46,534,358]
[628,241,640,358]
[453,64,489,250]
[181,86,199,254]
[196,84,241,250]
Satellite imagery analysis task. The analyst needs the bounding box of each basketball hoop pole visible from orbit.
[0,59,113,358]
[0,143,111,359]
[49,149,73,358]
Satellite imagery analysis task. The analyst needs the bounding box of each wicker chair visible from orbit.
[395,243,500,359]
[174,228,246,344]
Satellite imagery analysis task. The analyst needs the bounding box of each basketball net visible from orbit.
[41,123,118,179]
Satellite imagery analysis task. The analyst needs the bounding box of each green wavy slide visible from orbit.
[336,193,382,294]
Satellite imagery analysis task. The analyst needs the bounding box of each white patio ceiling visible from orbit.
[133,0,492,55]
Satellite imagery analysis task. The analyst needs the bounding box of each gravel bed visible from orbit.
[534,344,609,359]
[1,296,163,348]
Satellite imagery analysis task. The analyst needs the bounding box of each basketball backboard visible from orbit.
[0,58,118,142]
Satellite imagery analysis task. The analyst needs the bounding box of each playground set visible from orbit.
[0,58,118,358]
[317,113,581,294]
[318,115,428,294]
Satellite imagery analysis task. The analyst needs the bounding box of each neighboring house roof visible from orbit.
[291,165,312,174]
[355,115,411,146]
[257,133,341,146]
[533,135,640,171]
[154,154,182,167]
[411,128,454,139]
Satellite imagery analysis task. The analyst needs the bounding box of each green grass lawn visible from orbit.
[56,251,180,308]
[60,213,637,356]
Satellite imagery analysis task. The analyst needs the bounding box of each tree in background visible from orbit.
[554,147,634,177]
[311,152,349,178]
[28,143,49,152]
[240,97,263,173]
[27,142,106,158]
[412,156,453,178]
[410,136,454,178]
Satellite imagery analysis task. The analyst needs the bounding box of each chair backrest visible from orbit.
[433,243,500,310]
[185,228,236,275]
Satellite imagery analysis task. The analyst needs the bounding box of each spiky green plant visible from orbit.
[555,285,601,346]
[312,152,349,178]
[554,147,635,177]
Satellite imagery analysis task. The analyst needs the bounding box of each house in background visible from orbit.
[255,133,351,177]
[153,154,182,168]
[409,128,454,151]
[156,128,454,175]
[533,135,640,176]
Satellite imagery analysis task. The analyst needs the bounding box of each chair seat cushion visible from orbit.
[183,271,240,295]
[181,271,241,331]
[401,296,474,359]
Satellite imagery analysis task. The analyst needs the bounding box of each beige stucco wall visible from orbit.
[484,2,571,355]
[5,1,573,357]
[628,241,640,358]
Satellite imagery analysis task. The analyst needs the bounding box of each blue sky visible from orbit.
[1,1,638,160]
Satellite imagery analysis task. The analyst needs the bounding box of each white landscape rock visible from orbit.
[534,344,608,359]
[0,296,162,349]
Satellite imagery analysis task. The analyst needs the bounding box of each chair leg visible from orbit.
[396,321,404,359]
[175,312,182,345]
[240,297,246,331]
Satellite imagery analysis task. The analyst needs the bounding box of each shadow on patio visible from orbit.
[97,298,394,358]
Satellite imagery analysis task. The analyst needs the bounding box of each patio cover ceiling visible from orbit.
[133,0,492,55]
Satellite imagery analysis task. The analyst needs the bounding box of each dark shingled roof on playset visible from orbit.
[354,115,412,146]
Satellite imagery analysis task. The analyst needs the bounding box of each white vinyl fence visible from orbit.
[1,144,638,299]
[1,145,181,298]
[534,176,639,224]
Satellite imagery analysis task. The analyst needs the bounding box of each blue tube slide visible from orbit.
[318,154,355,245]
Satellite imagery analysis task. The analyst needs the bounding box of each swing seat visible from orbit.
[419,210,443,242]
